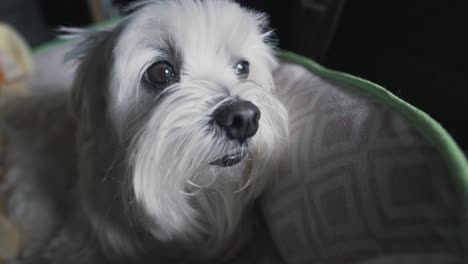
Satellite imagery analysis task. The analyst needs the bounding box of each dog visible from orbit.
[1,0,288,263]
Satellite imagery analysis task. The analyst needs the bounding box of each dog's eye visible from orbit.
[145,61,175,86]
[234,60,249,78]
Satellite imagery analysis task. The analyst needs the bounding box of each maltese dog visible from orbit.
[3,0,288,263]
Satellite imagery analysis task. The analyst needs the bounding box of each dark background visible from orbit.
[1,0,466,151]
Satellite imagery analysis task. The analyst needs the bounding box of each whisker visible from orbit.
[234,177,253,193]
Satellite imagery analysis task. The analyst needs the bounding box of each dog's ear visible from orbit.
[64,28,117,132]
[62,28,112,63]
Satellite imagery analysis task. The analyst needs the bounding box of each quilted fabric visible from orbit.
[262,62,467,263]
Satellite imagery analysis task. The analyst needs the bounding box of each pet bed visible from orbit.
[1,30,467,264]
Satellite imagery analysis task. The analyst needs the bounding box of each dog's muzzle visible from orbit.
[211,100,260,167]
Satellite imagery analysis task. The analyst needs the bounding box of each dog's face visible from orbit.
[72,0,288,242]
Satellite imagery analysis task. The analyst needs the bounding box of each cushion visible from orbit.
[2,35,467,264]
[262,52,468,263]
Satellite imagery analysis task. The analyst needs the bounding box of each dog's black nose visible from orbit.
[213,100,261,142]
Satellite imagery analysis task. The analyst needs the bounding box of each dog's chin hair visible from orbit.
[129,81,288,242]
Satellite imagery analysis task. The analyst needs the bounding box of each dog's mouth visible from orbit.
[210,151,246,167]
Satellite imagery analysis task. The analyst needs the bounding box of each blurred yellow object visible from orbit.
[0,22,33,96]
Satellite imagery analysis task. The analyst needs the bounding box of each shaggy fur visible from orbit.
[1,1,288,263]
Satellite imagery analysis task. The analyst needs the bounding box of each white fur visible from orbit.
[108,0,288,242]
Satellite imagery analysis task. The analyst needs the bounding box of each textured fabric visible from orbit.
[261,63,465,263]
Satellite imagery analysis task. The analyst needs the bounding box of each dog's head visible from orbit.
[69,0,288,242]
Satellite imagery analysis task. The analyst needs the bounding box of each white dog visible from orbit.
[1,0,288,263]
